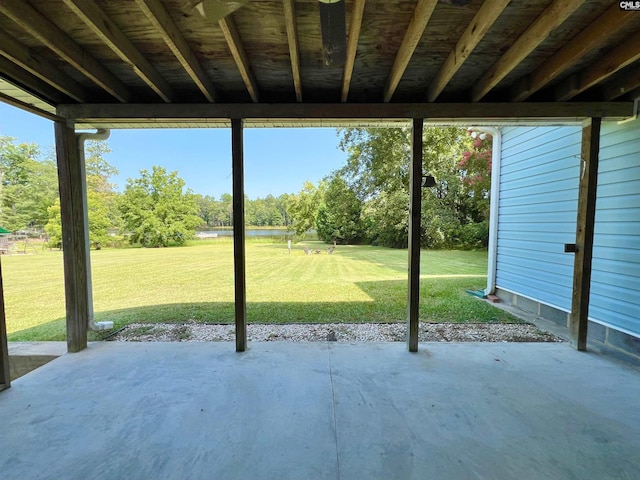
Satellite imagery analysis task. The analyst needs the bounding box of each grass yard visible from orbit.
[3,241,517,341]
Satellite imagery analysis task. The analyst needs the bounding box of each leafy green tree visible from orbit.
[455,131,492,247]
[119,166,201,247]
[275,193,292,227]
[194,194,218,226]
[363,188,409,248]
[337,127,477,249]
[44,201,62,248]
[216,193,233,226]
[84,141,122,235]
[44,140,120,249]
[0,136,58,231]
[316,175,364,244]
[287,181,326,237]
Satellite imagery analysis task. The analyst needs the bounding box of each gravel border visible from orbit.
[108,322,562,343]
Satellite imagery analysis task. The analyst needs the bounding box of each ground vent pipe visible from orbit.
[76,129,113,331]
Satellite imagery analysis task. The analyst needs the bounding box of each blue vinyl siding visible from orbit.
[496,126,581,311]
[496,121,640,337]
[590,119,640,336]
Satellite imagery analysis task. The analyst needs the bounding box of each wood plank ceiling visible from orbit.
[0,0,638,122]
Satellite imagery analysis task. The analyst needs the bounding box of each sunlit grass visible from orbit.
[3,241,517,341]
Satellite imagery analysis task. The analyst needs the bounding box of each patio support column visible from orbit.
[231,118,247,352]
[0,259,10,391]
[54,121,90,353]
[569,117,601,351]
[407,117,423,352]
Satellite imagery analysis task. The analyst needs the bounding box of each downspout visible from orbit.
[76,129,113,331]
[470,127,502,296]
[617,95,640,125]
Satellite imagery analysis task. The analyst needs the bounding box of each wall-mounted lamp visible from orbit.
[422,174,436,188]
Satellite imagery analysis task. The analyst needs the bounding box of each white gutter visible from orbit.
[76,129,113,331]
[469,127,502,296]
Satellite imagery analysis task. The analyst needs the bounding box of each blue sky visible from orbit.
[0,103,348,199]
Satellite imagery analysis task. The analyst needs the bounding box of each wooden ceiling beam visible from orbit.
[556,30,640,101]
[428,0,508,102]
[219,15,259,103]
[135,0,216,102]
[62,0,174,103]
[603,64,640,100]
[512,4,636,102]
[0,91,61,122]
[472,0,585,102]
[0,30,87,102]
[383,0,438,103]
[0,0,130,102]
[57,102,634,123]
[341,0,365,102]
[283,0,302,102]
[0,55,71,104]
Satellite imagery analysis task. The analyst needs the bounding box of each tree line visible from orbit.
[0,136,292,248]
[286,127,492,249]
[0,126,491,250]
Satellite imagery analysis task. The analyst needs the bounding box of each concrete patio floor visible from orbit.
[1,341,639,480]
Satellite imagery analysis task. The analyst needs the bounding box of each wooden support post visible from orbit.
[407,118,423,352]
[231,118,247,352]
[569,117,601,351]
[0,259,10,391]
[55,122,90,353]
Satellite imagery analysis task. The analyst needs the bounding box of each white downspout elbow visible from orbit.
[76,129,113,332]
[470,127,502,296]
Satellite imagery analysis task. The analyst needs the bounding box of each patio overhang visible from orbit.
[1,0,639,372]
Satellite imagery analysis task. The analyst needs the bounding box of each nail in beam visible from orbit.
[569,117,601,351]
[407,118,423,352]
[232,118,247,352]
[55,121,90,353]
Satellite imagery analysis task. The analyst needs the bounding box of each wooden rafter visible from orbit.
[472,0,585,102]
[383,0,438,103]
[341,0,365,102]
[0,51,76,103]
[0,91,60,121]
[283,0,302,102]
[603,64,640,100]
[428,0,508,102]
[219,15,259,102]
[135,0,216,102]
[556,30,640,101]
[512,4,635,102]
[0,30,87,102]
[0,0,130,102]
[62,0,174,103]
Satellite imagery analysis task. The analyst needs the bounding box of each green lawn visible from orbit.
[3,241,517,341]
